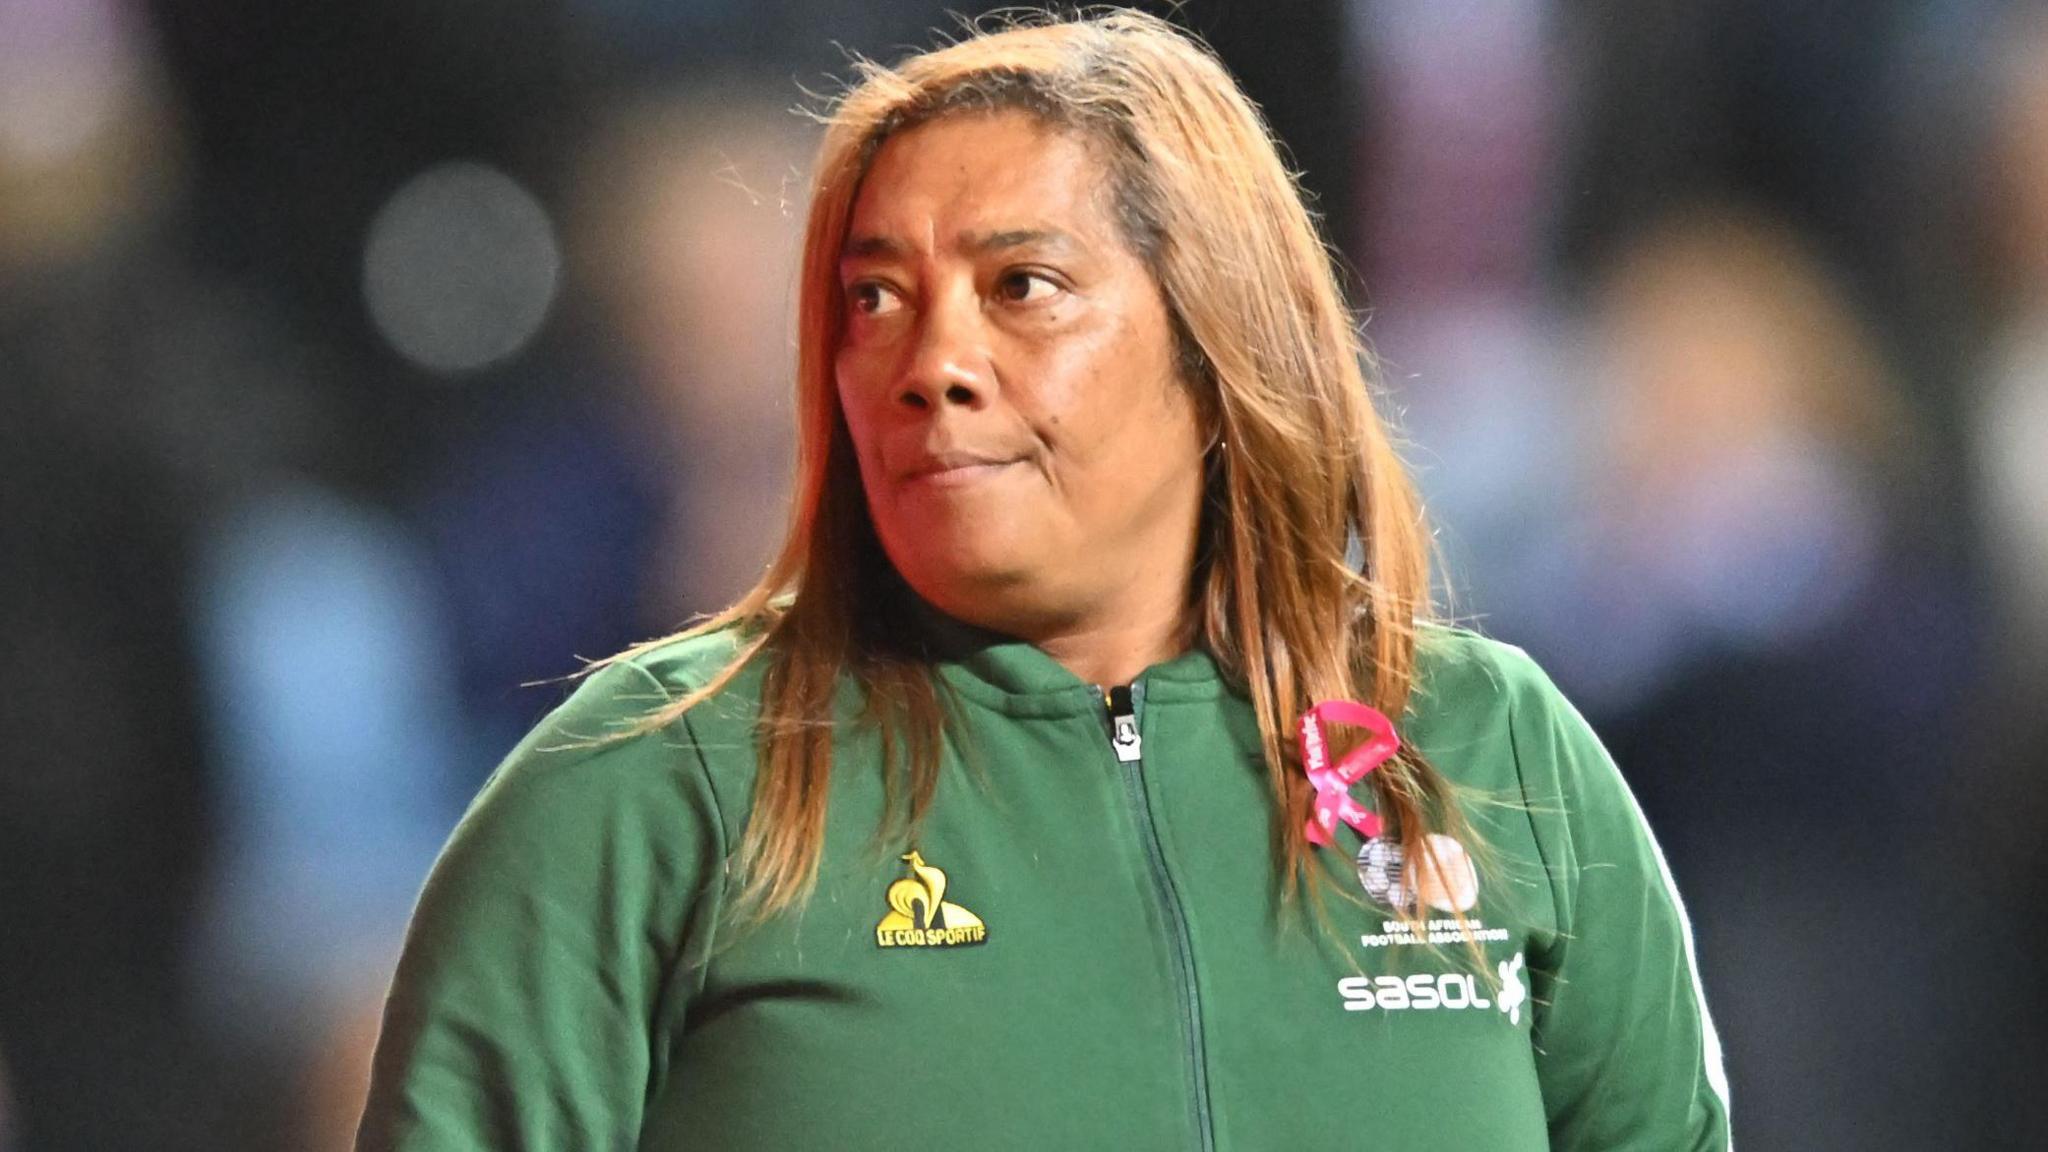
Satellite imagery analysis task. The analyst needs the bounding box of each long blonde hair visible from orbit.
[612,9,1462,921]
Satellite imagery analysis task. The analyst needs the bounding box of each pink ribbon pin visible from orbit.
[1299,700,1400,847]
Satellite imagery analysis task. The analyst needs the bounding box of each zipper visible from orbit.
[1105,682,1216,1152]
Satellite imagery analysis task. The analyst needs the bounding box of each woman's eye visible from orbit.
[848,281,904,316]
[996,270,1061,304]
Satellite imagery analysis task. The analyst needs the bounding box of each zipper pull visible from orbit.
[1106,684,1142,763]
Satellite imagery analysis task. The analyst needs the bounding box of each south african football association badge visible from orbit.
[875,851,987,948]
[1356,832,1481,913]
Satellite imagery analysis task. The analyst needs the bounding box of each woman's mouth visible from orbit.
[901,451,1024,489]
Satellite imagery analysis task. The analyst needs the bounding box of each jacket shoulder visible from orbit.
[1403,623,1578,789]
[477,657,702,811]
[623,626,759,700]
[1410,623,1553,719]
[609,627,770,813]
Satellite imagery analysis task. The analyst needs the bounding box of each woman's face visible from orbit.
[835,111,1208,639]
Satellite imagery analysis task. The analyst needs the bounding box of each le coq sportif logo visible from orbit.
[875,850,988,948]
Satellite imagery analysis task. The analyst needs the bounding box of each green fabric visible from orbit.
[358,625,1731,1151]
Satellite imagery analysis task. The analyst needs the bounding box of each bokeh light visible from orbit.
[361,161,559,375]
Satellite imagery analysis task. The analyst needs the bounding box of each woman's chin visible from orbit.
[891,546,1046,618]
[901,553,1033,598]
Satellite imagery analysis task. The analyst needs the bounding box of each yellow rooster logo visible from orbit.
[876,851,987,948]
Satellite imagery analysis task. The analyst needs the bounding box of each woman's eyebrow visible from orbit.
[842,234,907,261]
[961,228,1078,255]
[841,228,1081,263]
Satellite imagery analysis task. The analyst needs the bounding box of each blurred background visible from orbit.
[0,0,2040,1148]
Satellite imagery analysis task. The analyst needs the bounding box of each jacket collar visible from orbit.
[904,594,1229,715]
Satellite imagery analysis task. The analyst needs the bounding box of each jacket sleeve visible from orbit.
[1504,649,1734,1151]
[355,659,728,1152]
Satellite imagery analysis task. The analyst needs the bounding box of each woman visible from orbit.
[358,11,1731,1150]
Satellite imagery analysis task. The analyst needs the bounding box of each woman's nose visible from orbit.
[893,291,992,412]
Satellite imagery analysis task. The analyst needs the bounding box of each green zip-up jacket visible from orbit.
[358,624,1731,1151]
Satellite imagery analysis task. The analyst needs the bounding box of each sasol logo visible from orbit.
[1338,972,1492,1012]
[1338,952,1527,1023]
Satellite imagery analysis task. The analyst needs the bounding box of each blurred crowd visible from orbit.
[0,1,2042,1149]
